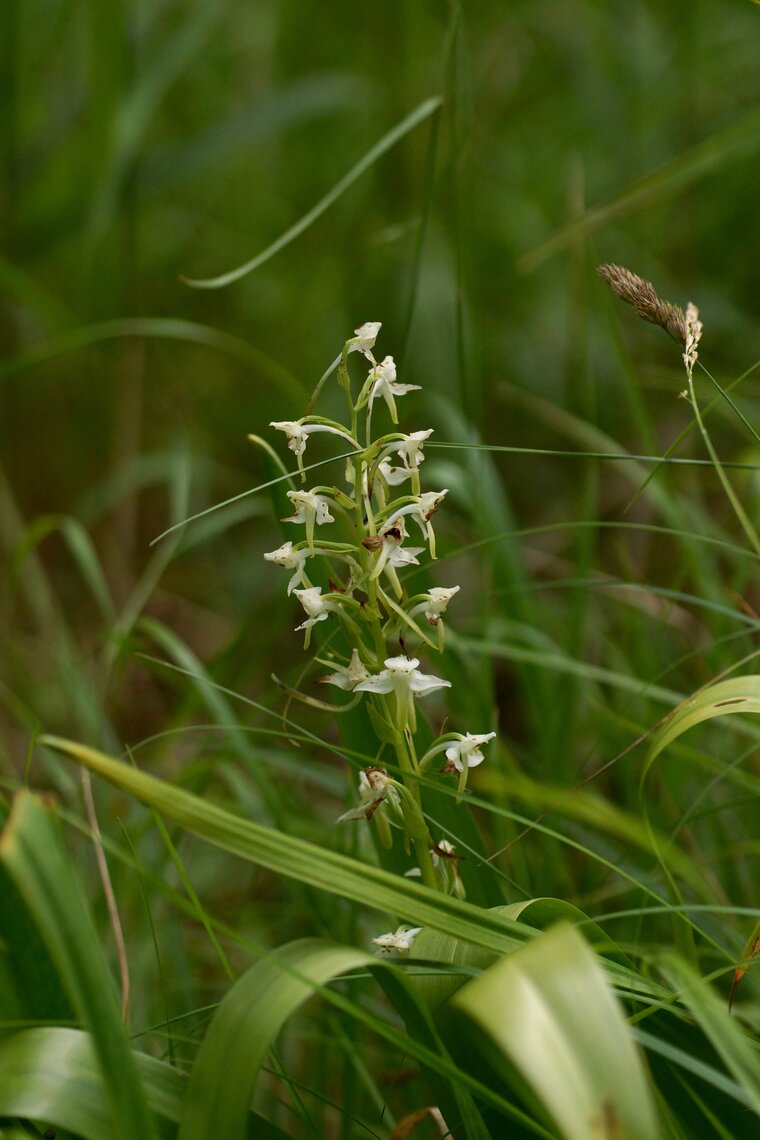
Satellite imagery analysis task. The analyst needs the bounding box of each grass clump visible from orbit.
[2,4,760,1137]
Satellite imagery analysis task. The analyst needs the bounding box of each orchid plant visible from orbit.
[263,323,496,902]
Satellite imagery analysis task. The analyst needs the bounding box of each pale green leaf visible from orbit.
[0,794,159,1140]
[453,924,660,1140]
[38,734,533,956]
[179,937,492,1140]
[0,1026,291,1140]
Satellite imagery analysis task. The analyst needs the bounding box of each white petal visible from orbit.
[409,672,451,696]
[385,655,420,673]
[354,672,394,695]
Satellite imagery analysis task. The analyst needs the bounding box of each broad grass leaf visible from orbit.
[0,794,159,1140]
[452,924,660,1140]
[0,863,73,1026]
[0,1026,291,1140]
[413,899,628,1015]
[178,937,492,1140]
[38,735,533,955]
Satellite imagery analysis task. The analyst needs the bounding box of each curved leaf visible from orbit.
[0,318,305,404]
[413,899,628,1015]
[648,676,760,765]
[0,1026,291,1140]
[179,938,492,1140]
[37,735,533,956]
[453,924,661,1140]
[0,794,158,1140]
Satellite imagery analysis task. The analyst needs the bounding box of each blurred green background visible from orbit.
[3,0,760,809]
[3,7,760,1130]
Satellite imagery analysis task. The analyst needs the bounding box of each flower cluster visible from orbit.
[262,322,497,899]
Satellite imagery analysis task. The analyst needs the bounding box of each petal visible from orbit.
[409,672,451,695]
[388,383,421,395]
[354,673,395,695]
[295,612,329,631]
[385,655,420,672]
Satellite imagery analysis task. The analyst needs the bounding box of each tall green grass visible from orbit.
[2,2,760,1137]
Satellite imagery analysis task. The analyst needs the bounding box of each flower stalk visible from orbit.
[262,322,497,898]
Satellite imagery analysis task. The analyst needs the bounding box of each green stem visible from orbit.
[392,733,439,892]
[686,368,760,558]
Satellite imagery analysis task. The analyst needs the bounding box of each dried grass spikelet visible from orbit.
[682,301,702,371]
[597,263,687,344]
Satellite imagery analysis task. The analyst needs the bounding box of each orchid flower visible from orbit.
[355,655,450,732]
[263,541,309,595]
[367,356,421,423]
[338,766,398,821]
[378,458,412,486]
[338,767,401,848]
[408,584,460,650]
[283,489,335,550]
[443,732,496,772]
[419,731,496,793]
[395,429,433,471]
[270,419,359,480]
[390,489,448,557]
[317,649,370,691]
[372,926,422,955]
[364,515,423,588]
[293,586,335,629]
[405,838,465,898]
[347,321,382,361]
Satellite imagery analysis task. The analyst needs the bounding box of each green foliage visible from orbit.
[2,1,760,1136]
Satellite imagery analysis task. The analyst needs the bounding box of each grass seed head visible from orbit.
[597,263,687,344]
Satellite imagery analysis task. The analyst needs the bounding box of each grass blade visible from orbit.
[0,794,158,1140]
[648,676,760,765]
[453,924,661,1140]
[37,734,532,956]
[182,96,443,289]
[179,938,490,1140]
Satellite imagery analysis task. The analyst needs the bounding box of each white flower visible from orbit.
[355,655,450,731]
[270,419,358,478]
[392,489,448,557]
[263,541,309,595]
[367,356,421,423]
[365,515,423,582]
[436,838,457,856]
[372,926,422,955]
[444,732,497,773]
[347,321,382,360]
[420,585,460,626]
[396,429,433,471]
[404,839,464,897]
[293,586,335,631]
[378,458,412,486]
[283,489,335,550]
[318,649,370,691]
[385,542,424,572]
[338,766,398,822]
